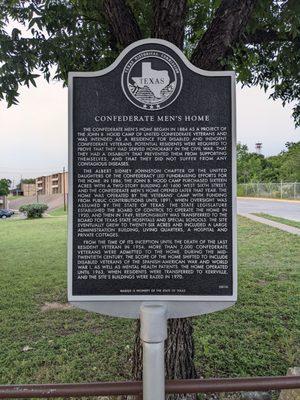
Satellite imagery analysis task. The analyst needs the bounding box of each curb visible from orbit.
[238,197,300,204]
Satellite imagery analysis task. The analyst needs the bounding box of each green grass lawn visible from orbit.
[253,213,300,229]
[7,195,22,201]
[0,215,299,388]
[48,207,67,217]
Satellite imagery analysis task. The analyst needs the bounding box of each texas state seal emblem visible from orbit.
[121,50,183,110]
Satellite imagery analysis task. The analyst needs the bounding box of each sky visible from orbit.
[0,77,299,186]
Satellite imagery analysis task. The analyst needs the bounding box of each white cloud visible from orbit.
[236,84,299,154]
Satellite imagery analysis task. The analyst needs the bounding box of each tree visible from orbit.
[17,178,35,190]
[278,142,300,182]
[0,178,11,196]
[0,0,299,124]
[237,141,300,183]
[237,143,251,183]
[1,0,299,390]
[237,143,266,183]
[20,178,35,184]
[19,203,48,218]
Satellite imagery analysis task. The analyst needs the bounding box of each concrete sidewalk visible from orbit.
[238,197,300,221]
[239,213,300,236]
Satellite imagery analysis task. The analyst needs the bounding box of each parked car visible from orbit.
[0,209,14,219]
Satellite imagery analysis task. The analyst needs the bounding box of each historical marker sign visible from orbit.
[68,39,237,318]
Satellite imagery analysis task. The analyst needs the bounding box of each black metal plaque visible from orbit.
[68,39,236,303]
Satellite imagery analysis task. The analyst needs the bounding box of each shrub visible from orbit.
[19,203,48,219]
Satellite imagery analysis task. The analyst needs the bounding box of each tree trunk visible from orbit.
[132,318,197,400]
[191,0,258,70]
[130,3,197,398]
[152,0,187,50]
[102,0,198,393]
[102,1,258,397]
[103,0,142,48]
[102,0,197,385]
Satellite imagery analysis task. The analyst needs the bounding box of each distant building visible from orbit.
[10,188,21,196]
[21,183,36,197]
[36,172,68,195]
[255,142,263,155]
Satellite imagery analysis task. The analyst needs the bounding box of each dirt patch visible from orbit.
[278,273,288,281]
[41,302,74,312]
[257,279,268,286]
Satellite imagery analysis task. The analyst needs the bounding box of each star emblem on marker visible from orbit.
[141,103,162,110]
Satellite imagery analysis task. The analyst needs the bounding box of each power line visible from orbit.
[0,168,68,174]
[0,165,67,171]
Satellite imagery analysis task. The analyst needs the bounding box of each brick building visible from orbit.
[36,171,68,195]
[21,183,36,197]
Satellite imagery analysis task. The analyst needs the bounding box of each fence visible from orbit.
[237,182,300,199]
[0,376,299,398]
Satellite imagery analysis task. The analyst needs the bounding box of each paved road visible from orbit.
[237,198,300,221]
[7,194,300,221]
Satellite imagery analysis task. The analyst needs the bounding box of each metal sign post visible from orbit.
[68,38,237,400]
[140,304,167,400]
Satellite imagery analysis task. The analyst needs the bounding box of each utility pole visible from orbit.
[63,166,66,211]
[18,174,22,196]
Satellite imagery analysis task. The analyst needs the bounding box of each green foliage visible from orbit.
[0,0,113,106]
[237,143,268,183]
[19,203,48,219]
[0,0,299,124]
[185,0,221,57]
[253,213,300,229]
[278,142,300,181]
[16,178,35,190]
[237,141,300,183]
[0,178,11,196]
[230,0,300,126]
[49,206,67,216]
[21,178,35,184]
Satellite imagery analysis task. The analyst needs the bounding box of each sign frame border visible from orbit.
[67,38,237,318]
